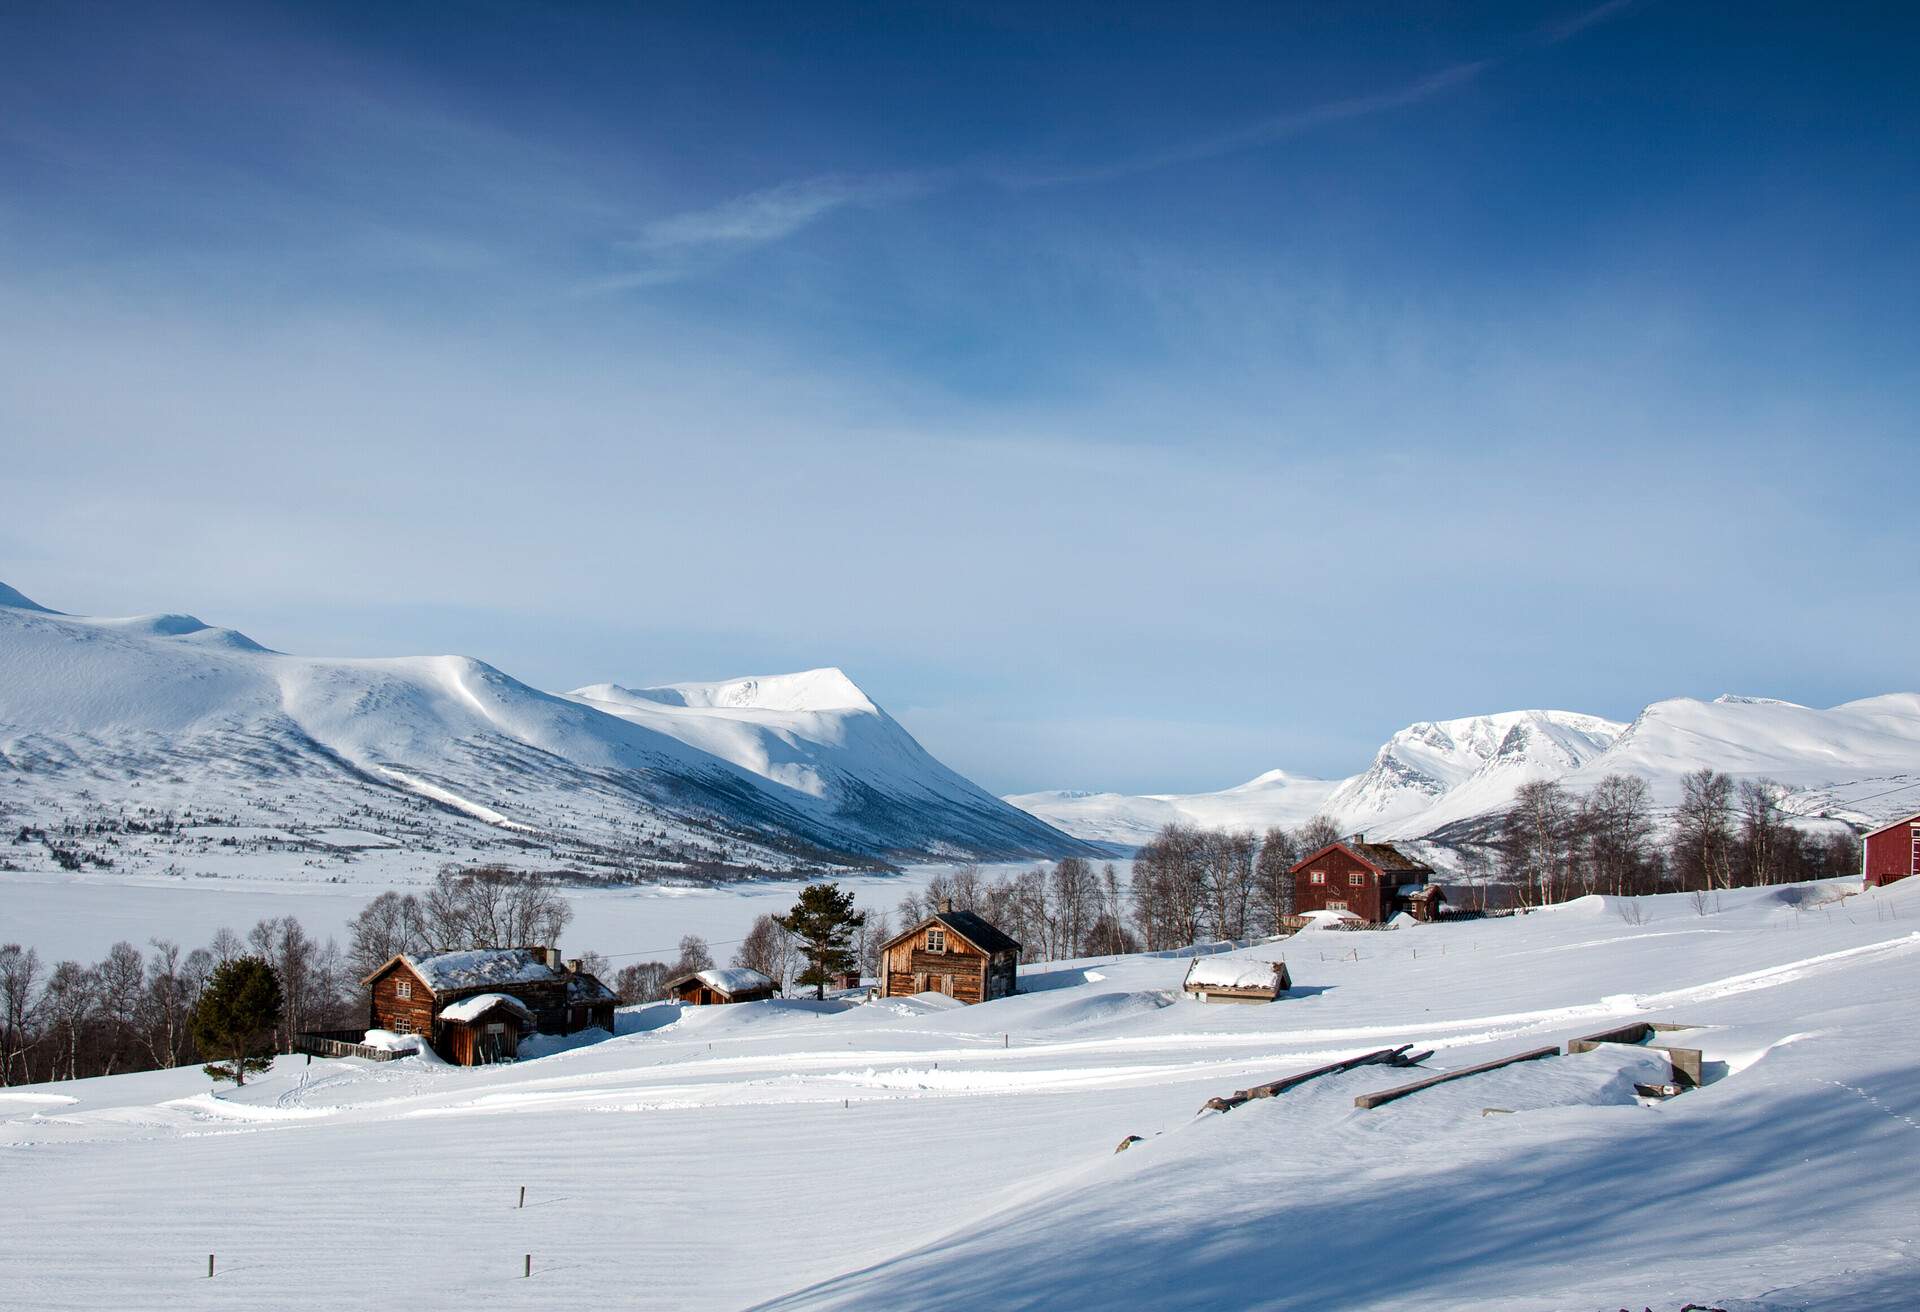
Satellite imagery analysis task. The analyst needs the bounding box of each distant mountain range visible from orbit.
[0,583,1090,874]
[1009,698,1920,852]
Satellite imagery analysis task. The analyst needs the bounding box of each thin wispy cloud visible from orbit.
[599,1,1646,290]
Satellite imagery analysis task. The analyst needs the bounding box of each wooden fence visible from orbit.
[294,1029,410,1062]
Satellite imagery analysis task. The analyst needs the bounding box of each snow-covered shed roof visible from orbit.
[665,966,774,997]
[437,992,536,1025]
[1183,956,1288,993]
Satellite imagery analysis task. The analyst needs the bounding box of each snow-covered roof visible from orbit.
[406,948,561,992]
[1399,883,1442,898]
[437,992,536,1025]
[1183,957,1286,993]
[667,966,773,997]
[568,973,618,1004]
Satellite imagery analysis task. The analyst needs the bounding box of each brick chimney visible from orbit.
[938,897,953,914]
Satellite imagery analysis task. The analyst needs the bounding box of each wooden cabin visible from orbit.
[877,902,1020,1004]
[436,993,534,1065]
[1291,837,1441,925]
[1183,956,1292,1004]
[362,946,619,1066]
[664,966,776,1005]
[1863,811,1920,888]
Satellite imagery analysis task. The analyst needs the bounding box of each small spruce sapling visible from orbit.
[776,883,866,1000]
[192,955,283,1086]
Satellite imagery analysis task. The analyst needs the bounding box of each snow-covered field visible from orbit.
[6,877,1918,1310]
[2,859,971,964]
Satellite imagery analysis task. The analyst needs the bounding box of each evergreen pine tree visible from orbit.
[191,955,283,1086]
[776,883,865,1000]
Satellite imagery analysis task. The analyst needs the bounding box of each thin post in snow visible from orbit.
[524,1253,531,1278]
[208,1254,214,1279]
[518,1185,525,1209]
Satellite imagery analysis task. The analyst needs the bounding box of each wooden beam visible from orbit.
[1201,1046,1418,1114]
[1353,1046,1560,1110]
[1565,1022,1654,1054]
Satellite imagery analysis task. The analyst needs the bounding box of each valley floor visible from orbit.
[4,878,1918,1310]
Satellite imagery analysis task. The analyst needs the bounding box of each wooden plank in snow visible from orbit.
[1201,1045,1421,1114]
[1353,1046,1560,1110]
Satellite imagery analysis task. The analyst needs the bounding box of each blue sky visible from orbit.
[2,1,1916,794]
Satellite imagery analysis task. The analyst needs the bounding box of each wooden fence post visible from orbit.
[524,1253,531,1278]
[518,1185,525,1209]
[208,1254,214,1279]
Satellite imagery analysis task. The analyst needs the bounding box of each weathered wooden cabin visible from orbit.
[877,902,1020,1003]
[1291,837,1442,925]
[362,946,619,1065]
[436,992,535,1065]
[1863,811,1920,888]
[664,966,776,1005]
[1182,956,1292,1004]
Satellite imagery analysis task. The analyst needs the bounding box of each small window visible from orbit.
[395,979,413,1000]
[1310,871,1326,885]
[1352,872,1368,885]
[926,928,946,953]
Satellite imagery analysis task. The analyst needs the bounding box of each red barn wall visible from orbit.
[1293,848,1385,922]
[1864,820,1918,887]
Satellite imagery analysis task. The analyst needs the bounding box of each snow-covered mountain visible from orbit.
[0,584,1088,873]
[1013,698,1920,849]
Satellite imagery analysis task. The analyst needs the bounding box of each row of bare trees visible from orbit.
[0,919,361,1087]
[1496,770,1860,908]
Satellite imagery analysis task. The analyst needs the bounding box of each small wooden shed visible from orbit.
[435,992,535,1065]
[877,903,1020,1003]
[1182,956,1292,1004]
[665,966,776,1005]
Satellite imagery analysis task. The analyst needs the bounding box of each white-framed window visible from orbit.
[1352,872,1368,885]
[393,1016,414,1035]
[1326,900,1348,912]
[1310,871,1326,885]
[395,979,413,1000]
[926,927,946,953]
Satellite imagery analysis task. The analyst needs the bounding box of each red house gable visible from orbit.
[1863,812,1920,888]
[1289,838,1434,925]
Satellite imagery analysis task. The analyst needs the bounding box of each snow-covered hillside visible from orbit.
[0,583,1086,874]
[5,877,1916,1309]
[1014,697,1920,849]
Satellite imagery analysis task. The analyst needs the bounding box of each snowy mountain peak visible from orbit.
[0,589,1086,867]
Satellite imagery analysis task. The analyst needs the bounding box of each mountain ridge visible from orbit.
[1011,697,1920,850]
[0,582,1092,872]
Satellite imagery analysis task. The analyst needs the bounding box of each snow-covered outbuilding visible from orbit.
[359,946,618,1065]
[664,966,776,1005]
[1863,811,1920,888]
[1182,956,1292,1004]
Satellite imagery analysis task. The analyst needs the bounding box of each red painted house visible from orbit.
[1290,836,1443,925]
[1863,812,1920,888]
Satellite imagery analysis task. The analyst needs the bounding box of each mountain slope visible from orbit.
[0,583,1089,871]
[1013,698,1920,849]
